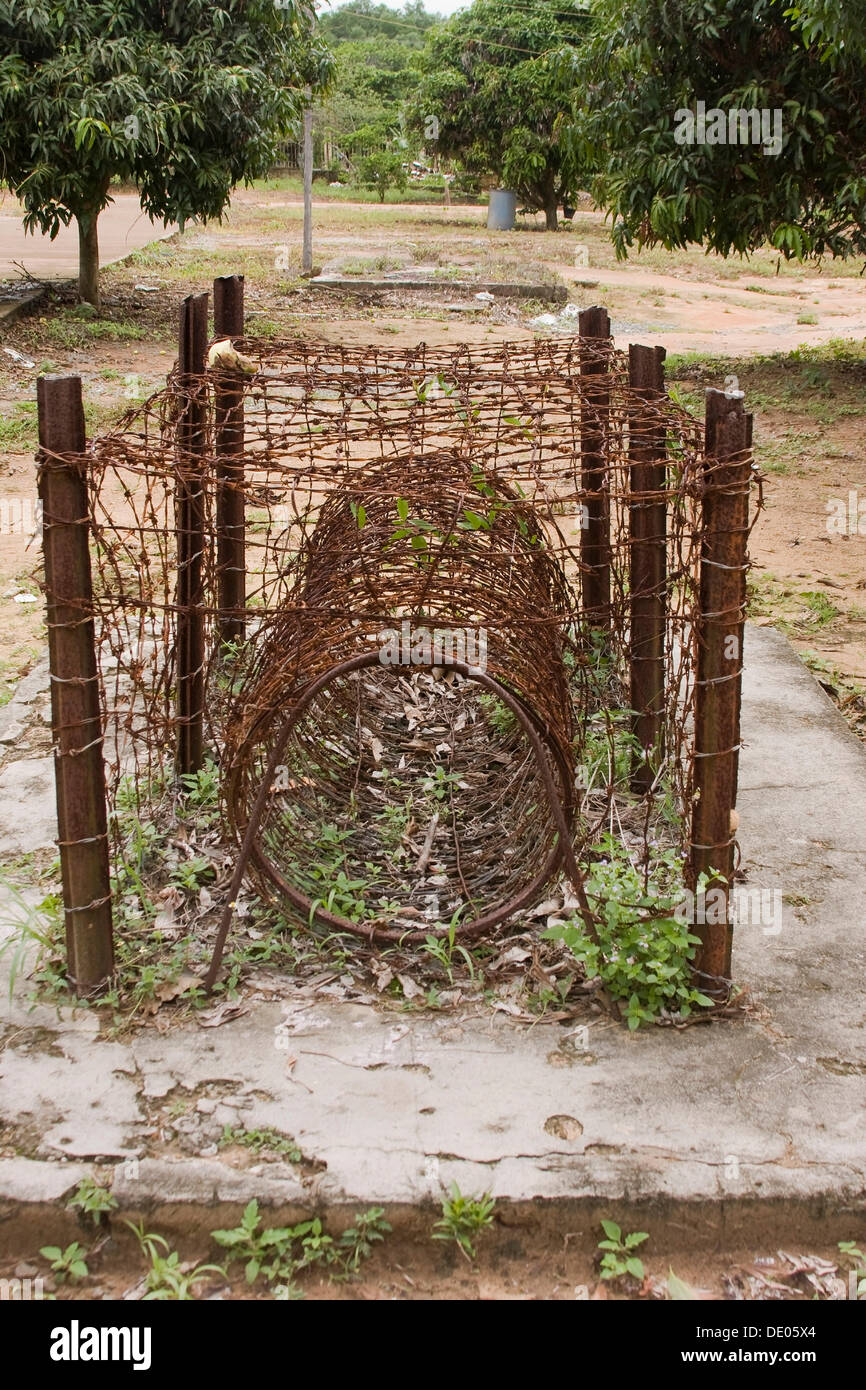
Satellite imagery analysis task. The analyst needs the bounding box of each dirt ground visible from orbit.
[4,1220,856,1303]
[1,187,864,717]
[0,187,865,1303]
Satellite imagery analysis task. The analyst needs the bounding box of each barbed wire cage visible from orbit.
[35,279,758,1005]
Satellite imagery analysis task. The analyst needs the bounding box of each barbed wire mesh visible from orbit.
[77,335,756,980]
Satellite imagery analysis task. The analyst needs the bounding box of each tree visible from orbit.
[558,0,866,261]
[782,0,866,60]
[409,0,591,229]
[0,0,331,305]
[317,36,421,156]
[355,149,409,202]
[319,0,439,50]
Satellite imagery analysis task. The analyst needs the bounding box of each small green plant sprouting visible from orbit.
[210,1200,388,1288]
[388,496,442,561]
[421,764,463,803]
[478,692,517,738]
[218,1125,302,1164]
[336,1208,391,1277]
[433,1183,495,1261]
[421,911,474,985]
[210,1200,296,1286]
[67,1176,118,1226]
[126,1221,225,1301]
[178,758,221,827]
[597,1220,649,1282]
[169,855,216,894]
[839,1241,866,1298]
[801,590,839,629]
[544,834,714,1028]
[40,1242,89,1284]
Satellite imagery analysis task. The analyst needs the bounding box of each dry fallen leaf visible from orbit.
[397,973,424,1000]
[667,1269,715,1300]
[198,1002,249,1028]
[491,999,524,1018]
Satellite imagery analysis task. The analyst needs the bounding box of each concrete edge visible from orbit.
[0,287,47,328]
[0,227,181,330]
[310,277,569,302]
[1,1157,864,1257]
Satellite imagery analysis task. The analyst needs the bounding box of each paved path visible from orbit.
[0,193,175,282]
[0,625,864,1240]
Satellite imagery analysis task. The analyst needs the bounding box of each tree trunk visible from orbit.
[541,170,559,231]
[302,92,313,276]
[76,213,100,307]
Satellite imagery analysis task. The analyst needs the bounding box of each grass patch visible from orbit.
[219,1125,302,1164]
[0,401,38,449]
[38,309,146,349]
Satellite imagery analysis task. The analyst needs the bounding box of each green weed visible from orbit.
[598,1220,649,1281]
[432,1182,495,1261]
[40,1242,89,1284]
[66,1177,118,1226]
[544,834,714,1028]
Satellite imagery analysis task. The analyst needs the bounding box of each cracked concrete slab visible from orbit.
[0,756,57,856]
[0,625,864,1242]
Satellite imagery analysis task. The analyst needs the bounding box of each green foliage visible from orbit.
[39,311,146,347]
[169,855,216,894]
[319,1,438,49]
[421,911,474,985]
[0,0,331,300]
[337,1208,391,1276]
[178,758,221,828]
[218,1125,302,1164]
[211,1199,389,1287]
[838,1240,866,1297]
[316,4,440,163]
[40,1242,89,1283]
[597,1220,649,1281]
[557,0,866,260]
[67,1177,118,1226]
[478,692,517,737]
[801,591,839,627]
[432,1182,495,1261]
[409,0,592,227]
[0,878,68,1000]
[421,765,462,803]
[785,0,866,61]
[126,1221,225,1300]
[355,149,408,202]
[544,834,714,1028]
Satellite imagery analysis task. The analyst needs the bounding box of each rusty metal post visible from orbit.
[213,275,246,646]
[690,387,752,997]
[579,305,611,627]
[175,291,209,776]
[628,344,667,792]
[37,375,114,996]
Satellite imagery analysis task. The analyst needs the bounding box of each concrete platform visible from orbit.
[310,276,568,301]
[0,192,175,285]
[0,625,864,1242]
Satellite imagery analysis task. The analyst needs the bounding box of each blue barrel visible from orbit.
[487,188,518,231]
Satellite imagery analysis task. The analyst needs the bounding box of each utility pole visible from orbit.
[302,88,313,277]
